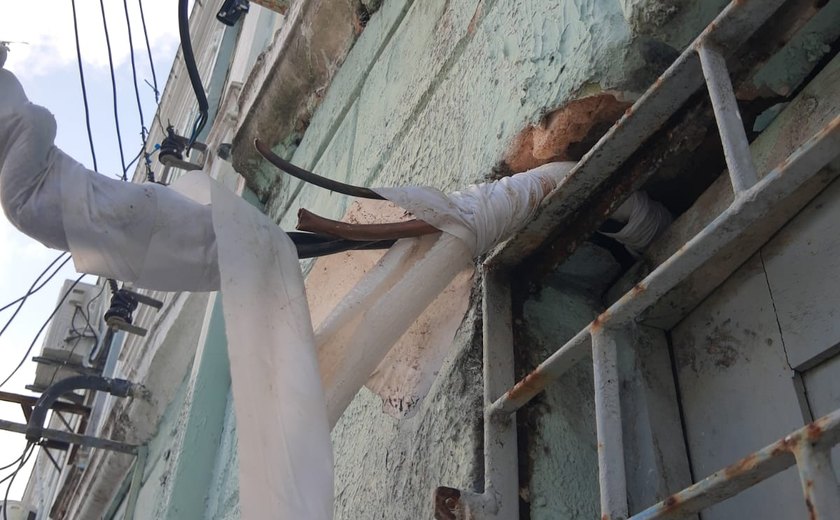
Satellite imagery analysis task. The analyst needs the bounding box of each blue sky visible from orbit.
[1,0,183,502]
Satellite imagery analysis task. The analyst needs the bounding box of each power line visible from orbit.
[70,0,98,172]
[137,0,159,102]
[1,442,34,520]
[122,0,147,143]
[98,0,128,179]
[0,253,70,315]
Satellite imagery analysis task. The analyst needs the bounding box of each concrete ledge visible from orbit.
[232,0,361,199]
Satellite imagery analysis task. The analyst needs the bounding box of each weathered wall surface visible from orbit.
[123,0,838,519]
[232,0,740,518]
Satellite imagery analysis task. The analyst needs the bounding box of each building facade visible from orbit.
[20,0,840,518]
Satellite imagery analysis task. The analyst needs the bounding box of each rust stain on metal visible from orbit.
[631,282,647,296]
[663,494,681,511]
[804,478,817,520]
[591,314,605,333]
[805,420,825,442]
[724,452,759,478]
[506,369,548,402]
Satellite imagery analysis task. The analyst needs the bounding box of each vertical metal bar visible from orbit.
[483,267,519,519]
[593,326,628,519]
[698,42,758,194]
[792,442,840,519]
[123,445,148,520]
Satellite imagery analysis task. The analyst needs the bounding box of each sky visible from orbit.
[0,0,184,504]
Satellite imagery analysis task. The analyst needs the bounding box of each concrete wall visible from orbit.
[229,0,728,517]
[28,0,837,518]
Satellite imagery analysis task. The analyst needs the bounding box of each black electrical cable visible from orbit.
[0,274,87,388]
[46,310,87,388]
[2,442,34,520]
[178,0,209,149]
[122,0,147,144]
[70,0,98,172]
[0,253,70,315]
[137,0,159,102]
[0,254,72,344]
[99,0,128,179]
[0,451,26,473]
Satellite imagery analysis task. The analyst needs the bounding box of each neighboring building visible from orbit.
[18,0,840,519]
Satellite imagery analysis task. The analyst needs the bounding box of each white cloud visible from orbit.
[0,0,182,78]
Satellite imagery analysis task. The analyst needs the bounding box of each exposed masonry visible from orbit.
[503,94,632,174]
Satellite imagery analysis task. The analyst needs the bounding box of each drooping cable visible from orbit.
[1,442,34,520]
[70,0,98,172]
[0,274,87,389]
[0,253,70,315]
[178,0,209,149]
[136,0,159,102]
[98,0,128,179]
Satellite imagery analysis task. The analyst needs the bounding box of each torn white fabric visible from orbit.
[600,191,672,256]
[0,63,574,520]
[315,162,574,422]
[204,174,334,520]
[375,161,573,256]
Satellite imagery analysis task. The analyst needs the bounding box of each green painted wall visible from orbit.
[130,0,840,518]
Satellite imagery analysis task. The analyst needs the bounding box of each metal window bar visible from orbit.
[434,0,840,518]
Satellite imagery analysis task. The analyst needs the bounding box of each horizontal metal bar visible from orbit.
[698,42,758,193]
[0,390,90,416]
[488,0,789,268]
[489,115,840,417]
[0,418,138,455]
[630,407,840,520]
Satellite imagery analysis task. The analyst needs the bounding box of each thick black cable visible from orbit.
[122,0,147,144]
[178,0,209,148]
[137,0,159,102]
[99,0,128,179]
[0,274,87,389]
[70,0,98,172]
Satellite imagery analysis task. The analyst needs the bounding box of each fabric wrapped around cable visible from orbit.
[0,65,574,519]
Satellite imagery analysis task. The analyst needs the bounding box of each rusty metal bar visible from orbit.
[791,441,840,519]
[488,0,790,268]
[0,390,90,417]
[630,408,840,519]
[435,268,519,519]
[593,326,629,519]
[0,418,138,455]
[698,43,758,193]
[489,115,840,418]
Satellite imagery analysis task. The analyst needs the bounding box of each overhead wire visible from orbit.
[70,0,98,172]
[0,274,88,389]
[122,0,147,144]
[0,253,70,316]
[1,442,34,520]
[137,0,159,102]
[98,0,129,179]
